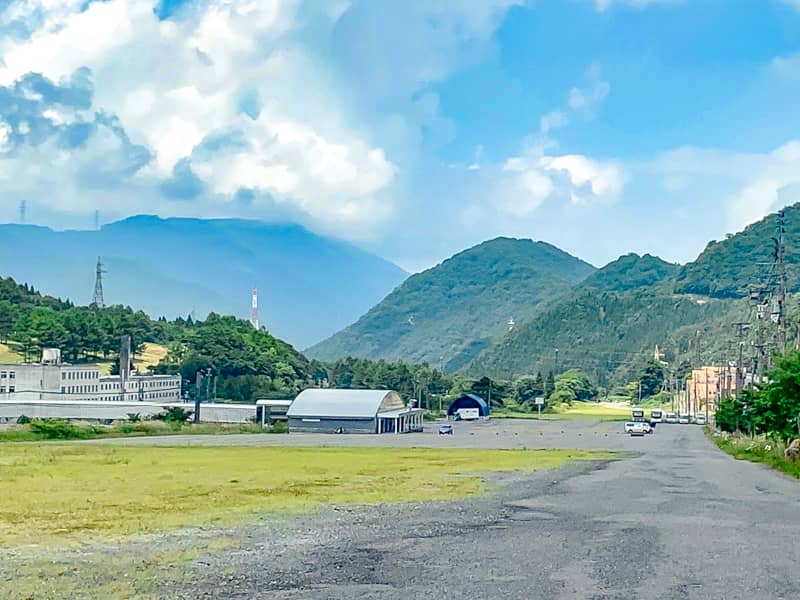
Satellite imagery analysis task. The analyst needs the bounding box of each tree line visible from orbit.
[2,275,657,408]
[716,351,800,442]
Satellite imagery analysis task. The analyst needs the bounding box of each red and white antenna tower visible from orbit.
[250,288,260,330]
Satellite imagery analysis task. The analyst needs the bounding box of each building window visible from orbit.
[61,387,65,394]
[8,386,14,393]
[1,371,6,379]
[0,387,5,393]
[8,371,14,379]
[61,372,66,380]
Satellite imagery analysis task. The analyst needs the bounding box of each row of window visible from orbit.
[61,385,99,394]
[0,386,15,393]
[61,370,99,380]
[92,392,179,401]
[0,371,16,379]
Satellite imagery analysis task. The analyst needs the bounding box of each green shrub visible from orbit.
[153,406,193,423]
[268,420,287,434]
[28,419,88,440]
[16,415,30,424]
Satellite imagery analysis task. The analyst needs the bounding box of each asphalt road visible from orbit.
[160,421,800,600]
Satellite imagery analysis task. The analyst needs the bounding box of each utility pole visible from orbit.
[776,210,788,354]
[554,348,559,375]
[194,371,203,424]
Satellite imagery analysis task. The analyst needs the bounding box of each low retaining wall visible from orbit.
[0,401,256,424]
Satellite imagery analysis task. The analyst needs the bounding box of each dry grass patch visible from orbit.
[0,342,23,364]
[0,445,607,546]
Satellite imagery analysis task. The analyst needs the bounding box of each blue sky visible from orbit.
[1,0,800,272]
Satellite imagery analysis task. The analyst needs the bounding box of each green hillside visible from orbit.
[0,275,311,400]
[582,253,678,292]
[673,202,800,298]
[470,203,800,385]
[470,288,732,385]
[307,237,596,370]
[468,251,731,385]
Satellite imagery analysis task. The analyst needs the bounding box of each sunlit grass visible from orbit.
[0,342,23,363]
[0,445,607,546]
[712,434,800,479]
[97,342,168,375]
[494,402,631,421]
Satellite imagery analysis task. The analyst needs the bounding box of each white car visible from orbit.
[629,422,646,436]
[624,421,636,433]
[678,414,691,424]
[642,422,653,434]
[695,414,707,426]
[665,412,678,424]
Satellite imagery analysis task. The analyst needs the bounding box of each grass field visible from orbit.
[97,342,168,375]
[0,342,23,363]
[0,342,167,374]
[0,420,283,443]
[0,445,605,547]
[712,434,800,479]
[494,402,631,421]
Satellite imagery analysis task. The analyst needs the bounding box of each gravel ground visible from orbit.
[148,421,800,600]
[90,417,648,451]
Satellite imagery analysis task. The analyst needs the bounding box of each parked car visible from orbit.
[438,424,454,435]
[629,422,646,436]
[665,412,678,424]
[624,421,636,433]
[650,409,663,423]
[678,413,691,424]
[695,414,707,426]
[642,422,653,434]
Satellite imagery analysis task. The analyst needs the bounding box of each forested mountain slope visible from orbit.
[673,203,800,298]
[307,237,596,370]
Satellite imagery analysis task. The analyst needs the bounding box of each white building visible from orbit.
[0,348,181,403]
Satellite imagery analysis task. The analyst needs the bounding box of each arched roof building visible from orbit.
[287,389,424,434]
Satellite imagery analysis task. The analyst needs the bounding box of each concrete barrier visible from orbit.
[0,401,256,424]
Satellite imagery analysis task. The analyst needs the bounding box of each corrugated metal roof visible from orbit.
[448,393,490,416]
[287,389,404,419]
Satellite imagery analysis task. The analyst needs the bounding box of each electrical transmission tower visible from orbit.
[91,257,105,308]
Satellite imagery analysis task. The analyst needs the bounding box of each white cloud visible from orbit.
[540,111,568,134]
[568,67,610,113]
[592,0,681,11]
[539,65,609,134]
[0,121,11,152]
[498,144,626,216]
[495,65,620,217]
[647,140,800,234]
[0,0,520,237]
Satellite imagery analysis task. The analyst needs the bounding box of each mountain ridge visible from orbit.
[307,236,596,369]
[0,215,407,348]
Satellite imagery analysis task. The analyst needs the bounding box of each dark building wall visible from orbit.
[288,416,377,434]
[447,395,490,417]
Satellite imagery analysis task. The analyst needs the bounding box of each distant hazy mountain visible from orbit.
[0,216,406,348]
[307,237,596,370]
